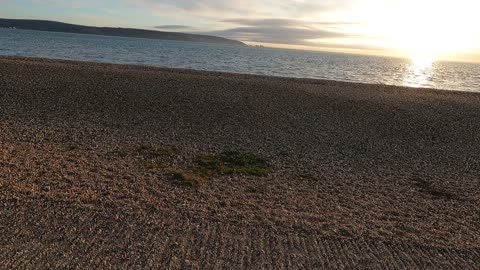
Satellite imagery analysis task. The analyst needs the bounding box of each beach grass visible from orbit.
[197,151,271,176]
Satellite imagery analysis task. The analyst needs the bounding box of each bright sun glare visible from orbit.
[359,0,478,61]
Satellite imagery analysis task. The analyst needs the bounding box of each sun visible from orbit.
[357,0,478,61]
[390,1,470,61]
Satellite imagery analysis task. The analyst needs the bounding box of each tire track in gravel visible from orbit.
[1,201,480,269]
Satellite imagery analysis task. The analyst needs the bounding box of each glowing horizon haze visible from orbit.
[2,0,480,62]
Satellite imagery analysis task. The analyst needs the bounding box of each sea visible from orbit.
[1,28,479,92]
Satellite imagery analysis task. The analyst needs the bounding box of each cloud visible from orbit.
[146,0,238,11]
[151,19,370,52]
[127,1,363,49]
[222,18,357,27]
[154,25,194,31]
[132,0,352,19]
[132,0,250,15]
[199,18,356,46]
[28,0,83,9]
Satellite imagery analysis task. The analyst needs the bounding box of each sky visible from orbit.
[2,0,480,62]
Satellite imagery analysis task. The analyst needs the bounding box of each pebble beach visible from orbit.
[1,56,479,269]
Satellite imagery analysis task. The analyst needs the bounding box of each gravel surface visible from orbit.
[1,56,479,269]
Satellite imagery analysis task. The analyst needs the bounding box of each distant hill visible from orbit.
[0,18,245,46]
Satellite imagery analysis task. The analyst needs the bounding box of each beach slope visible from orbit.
[0,57,479,269]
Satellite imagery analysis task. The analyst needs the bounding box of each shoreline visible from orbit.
[1,56,479,268]
[2,55,480,94]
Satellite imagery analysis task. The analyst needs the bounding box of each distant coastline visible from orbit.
[0,18,245,46]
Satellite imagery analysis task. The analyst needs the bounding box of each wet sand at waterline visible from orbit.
[1,57,479,269]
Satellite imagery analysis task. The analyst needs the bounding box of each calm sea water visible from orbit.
[1,29,479,92]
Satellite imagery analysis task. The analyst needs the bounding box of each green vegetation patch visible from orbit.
[197,151,271,176]
[172,171,205,187]
[139,145,178,159]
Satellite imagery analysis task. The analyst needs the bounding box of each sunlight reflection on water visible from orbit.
[403,58,435,88]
